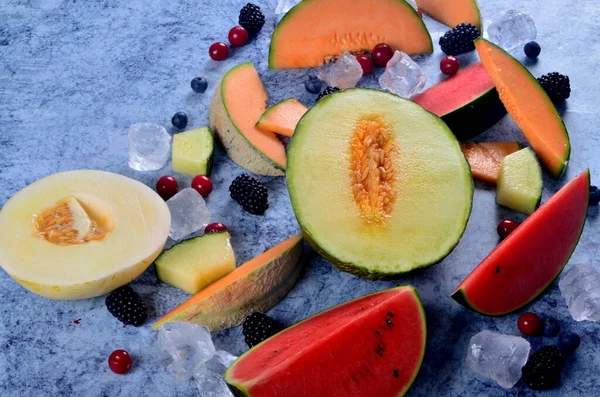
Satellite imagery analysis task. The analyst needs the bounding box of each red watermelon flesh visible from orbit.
[225,286,426,397]
[452,170,590,315]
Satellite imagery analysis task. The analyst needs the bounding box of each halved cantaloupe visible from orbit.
[475,39,570,178]
[416,0,482,31]
[269,0,432,69]
[153,235,303,332]
[460,142,521,184]
[256,99,308,137]
[210,63,286,176]
[0,170,170,300]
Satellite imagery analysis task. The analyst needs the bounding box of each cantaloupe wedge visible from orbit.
[153,235,304,332]
[475,39,570,178]
[416,0,482,31]
[210,63,286,176]
[256,99,308,137]
[460,142,521,184]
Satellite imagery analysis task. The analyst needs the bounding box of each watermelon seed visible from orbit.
[496,266,501,274]
[385,319,394,327]
[360,307,365,311]
[387,312,394,318]
[393,369,399,378]
[375,330,381,336]
[376,343,384,356]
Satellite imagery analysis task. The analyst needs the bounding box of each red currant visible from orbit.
[518,312,543,336]
[229,26,249,47]
[192,175,213,198]
[356,55,373,76]
[371,43,394,67]
[209,42,229,61]
[156,176,178,201]
[205,222,228,234]
[440,56,460,76]
[497,219,519,239]
[108,350,133,374]
[417,8,423,18]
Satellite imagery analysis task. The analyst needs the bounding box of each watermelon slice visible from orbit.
[225,286,426,397]
[452,170,590,315]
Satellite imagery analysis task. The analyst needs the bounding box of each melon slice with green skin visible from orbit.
[269,0,432,69]
[155,232,235,295]
[256,99,308,137]
[0,170,170,300]
[460,142,521,184]
[475,39,570,178]
[209,63,286,176]
[413,62,506,140]
[225,285,426,397]
[496,148,543,214]
[416,0,482,31]
[172,127,214,176]
[452,170,590,316]
[153,235,303,332]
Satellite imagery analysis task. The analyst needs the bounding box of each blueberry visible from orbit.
[524,41,541,59]
[305,75,322,94]
[191,77,208,93]
[590,185,600,206]
[171,112,188,129]
[558,331,581,355]
[543,317,560,337]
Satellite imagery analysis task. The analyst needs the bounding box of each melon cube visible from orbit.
[172,127,214,176]
[496,148,542,214]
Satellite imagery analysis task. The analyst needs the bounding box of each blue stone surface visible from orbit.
[1,1,599,396]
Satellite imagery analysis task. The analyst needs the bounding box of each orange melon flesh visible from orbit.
[416,0,482,31]
[460,142,521,184]
[256,99,308,137]
[475,39,570,178]
[269,0,432,69]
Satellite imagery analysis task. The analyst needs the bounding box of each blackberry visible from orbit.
[316,86,341,101]
[521,346,564,390]
[538,72,571,103]
[439,23,480,56]
[242,312,281,348]
[239,3,265,36]
[229,174,269,215]
[105,286,148,326]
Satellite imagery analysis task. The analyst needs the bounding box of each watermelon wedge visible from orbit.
[452,170,590,315]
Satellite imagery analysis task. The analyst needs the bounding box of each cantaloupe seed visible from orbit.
[33,197,106,245]
[349,117,397,223]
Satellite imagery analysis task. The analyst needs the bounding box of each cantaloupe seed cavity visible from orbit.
[349,117,397,224]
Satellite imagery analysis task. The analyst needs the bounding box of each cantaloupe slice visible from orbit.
[153,235,304,332]
[460,142,521,184]
[256,99,308,137]
[416,0,482,31]
[0,170,170,300]
[210,63,286,176]
[269,0,432,69]
[475,39,571,178]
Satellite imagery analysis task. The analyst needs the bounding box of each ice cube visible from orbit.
[275,0,300,15]
[466,330,531,389]
[378,51,427,98]
[166,188,211,241]
[128,123,171,171]
[559,264,600,322]
[487,10,537,51]
[318,52,363,89]
[194,353,235,397]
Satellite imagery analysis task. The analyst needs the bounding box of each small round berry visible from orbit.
[171,112,188,129]
[590,185,600,206]
[229,26,249,47]
[417,8,423,18]
[156,176,178,201]
[524,41,541,59]
[209,42,229,61]
[191,77,208,93]
[205,222,228,234]
[108,350,133,374]
[371,43,394,67]
[543,317,561,337]
[558,331,581,355]
[305,75,322,94]
[356,55,373,76]
[518,312,543,336]
[440,56,460,76]
[192,175,213,198]
[497,219,519,239]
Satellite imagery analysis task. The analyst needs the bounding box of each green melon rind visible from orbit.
[209,62,286,176]
[255,98,298,128]
[287,88,474,279]
[451,170,590,316]
[268,0,433,69]
[225,285,427,397]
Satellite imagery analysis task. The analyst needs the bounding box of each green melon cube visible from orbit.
[496,148,543,214]
[172,127,214,176]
